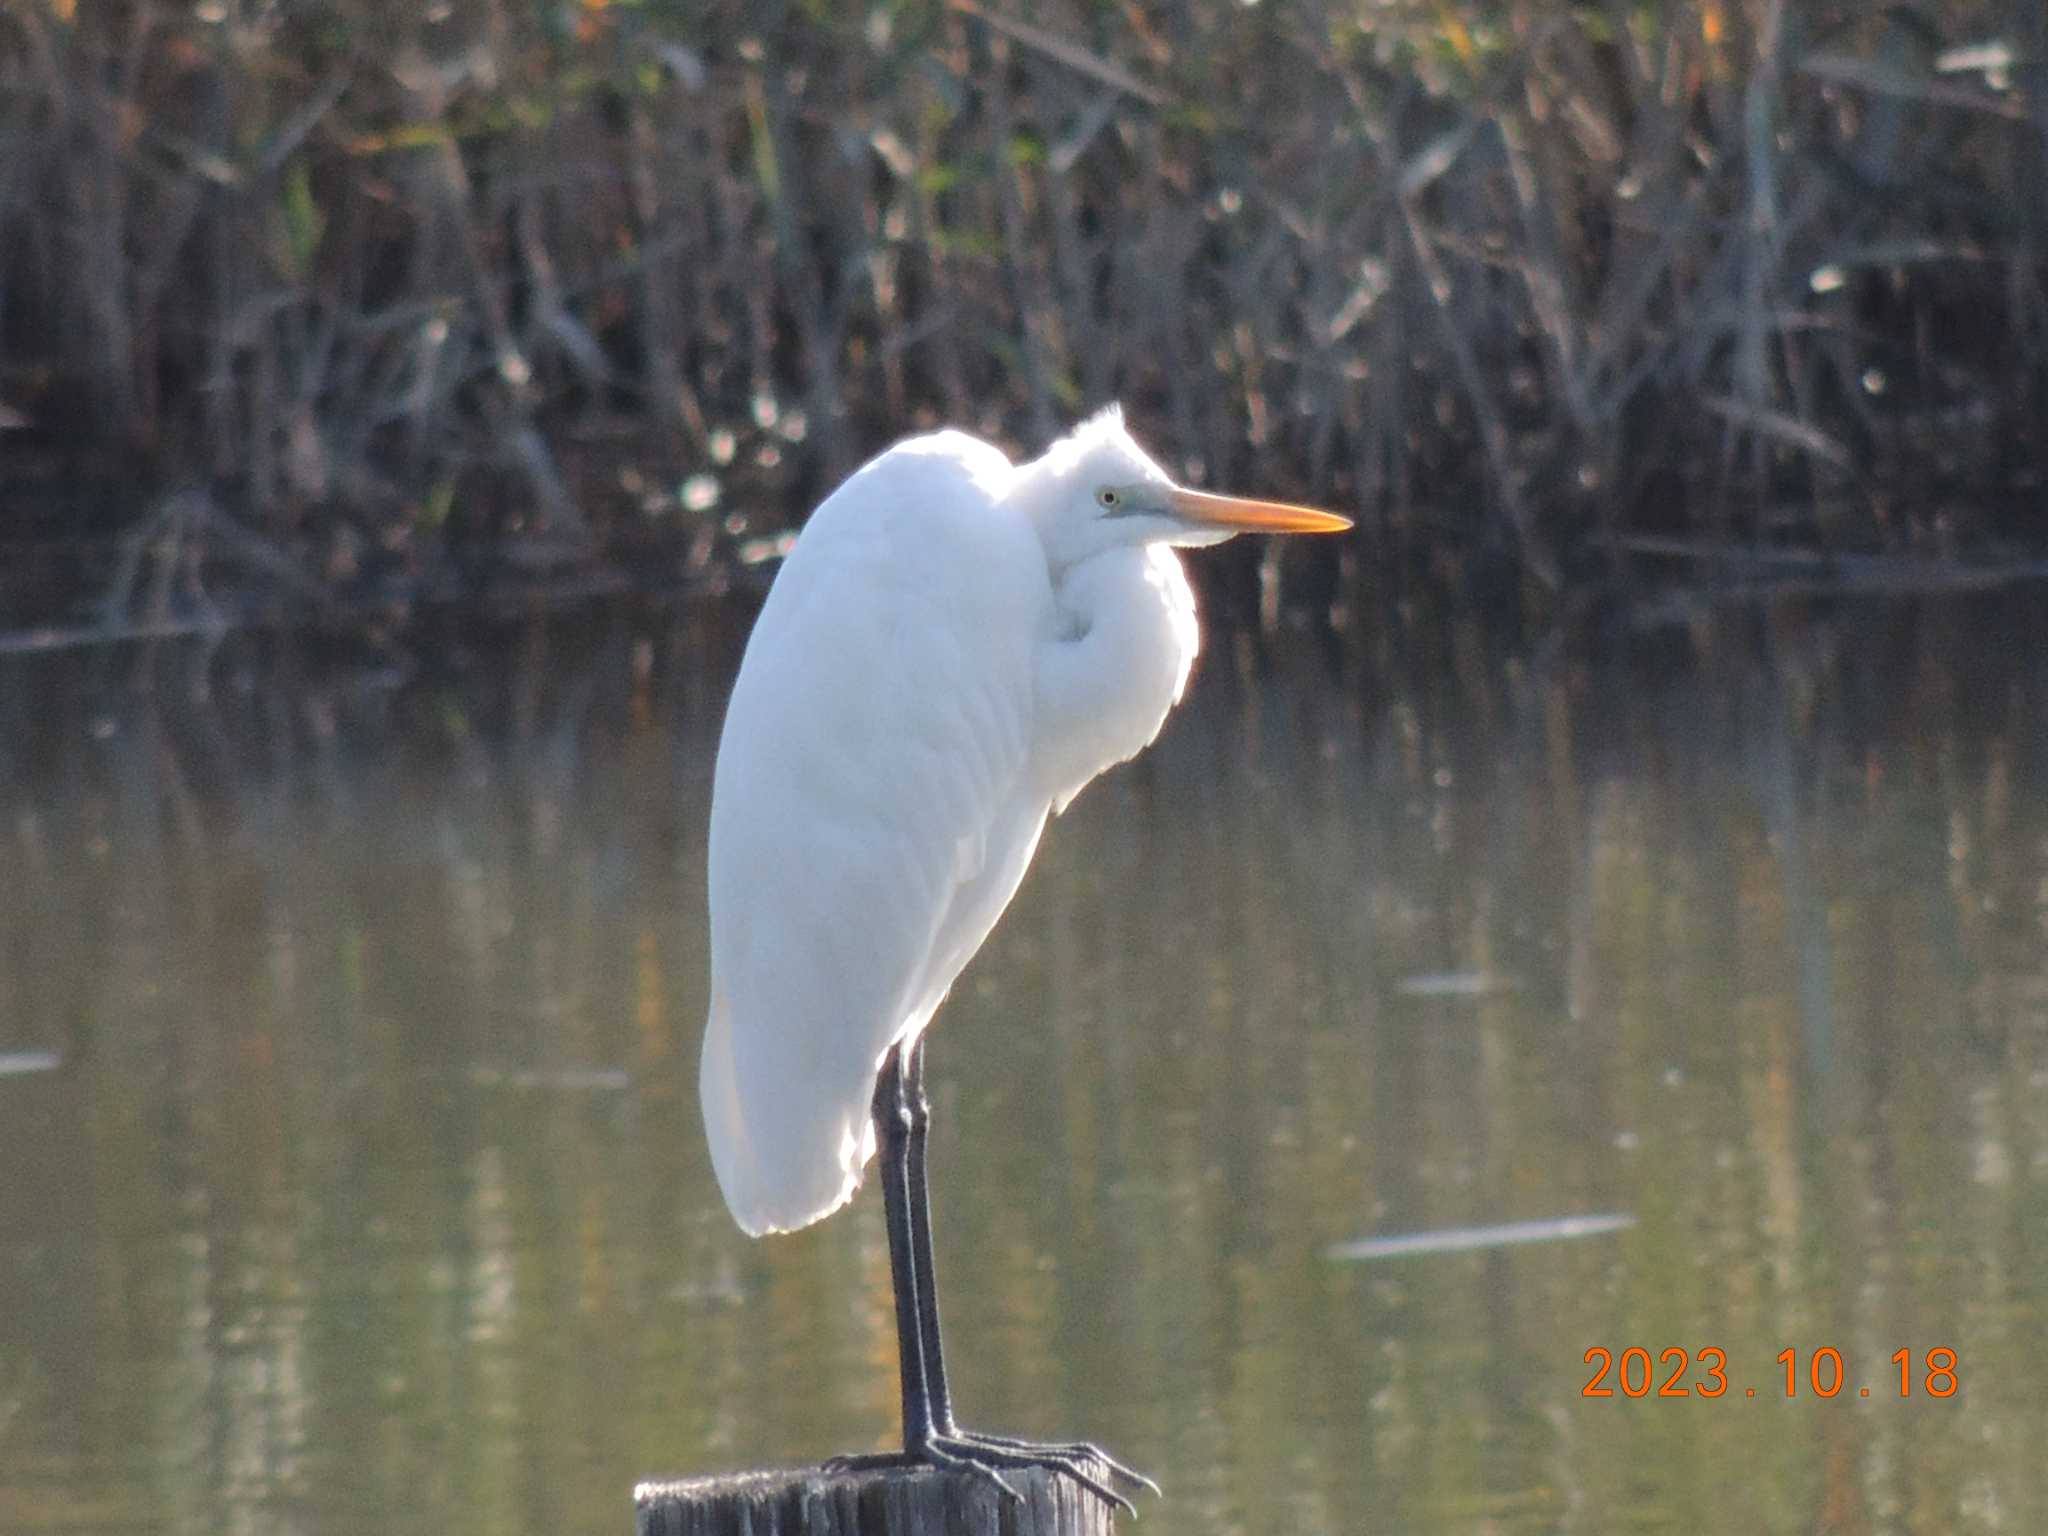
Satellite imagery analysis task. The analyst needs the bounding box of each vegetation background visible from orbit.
[3,0,2045,642]
[4,11,2046,1532]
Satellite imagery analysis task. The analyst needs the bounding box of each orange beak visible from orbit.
[1166,487,1353,534]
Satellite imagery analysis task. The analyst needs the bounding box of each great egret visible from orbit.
[699,405,1350,1510]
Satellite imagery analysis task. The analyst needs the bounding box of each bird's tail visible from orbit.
[699,986,875,1236]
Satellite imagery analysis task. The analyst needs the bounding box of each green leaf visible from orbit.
[280,160,325,277]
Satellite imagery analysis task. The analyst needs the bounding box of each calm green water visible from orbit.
[1,598,2044,1535]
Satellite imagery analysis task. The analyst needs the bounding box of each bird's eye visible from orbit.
[1095,489,1120,509]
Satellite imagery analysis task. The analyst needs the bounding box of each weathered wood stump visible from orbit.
[635,1461,1119,1536]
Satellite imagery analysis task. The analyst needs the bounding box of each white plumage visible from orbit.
[700,406,1348,1236]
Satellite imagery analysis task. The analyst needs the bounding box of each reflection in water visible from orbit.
[0,597,2044,1535]
[1327,1213,1637,1261]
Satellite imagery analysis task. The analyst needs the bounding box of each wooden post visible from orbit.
[635,1461,1120,1536]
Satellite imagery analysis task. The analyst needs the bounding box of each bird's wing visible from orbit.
[700,433,1051,1235]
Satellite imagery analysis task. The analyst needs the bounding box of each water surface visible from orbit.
[1,597,2043,1535]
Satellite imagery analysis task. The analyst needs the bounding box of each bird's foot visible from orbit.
[825,1430,1158,1517]
[943,1428,1160,1501]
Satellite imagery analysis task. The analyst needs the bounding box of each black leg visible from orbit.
[906,1036,1156,1499]
[836,1035,1160,1516]
[832,1038,1159,1514]
[901,1036,957,1436]
[874,1047,935,1446]
[825,1043,1012,1489]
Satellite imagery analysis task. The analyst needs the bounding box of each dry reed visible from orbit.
[1,0,2043,634]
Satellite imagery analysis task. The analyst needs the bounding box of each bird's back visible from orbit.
[701,432,1052,1235]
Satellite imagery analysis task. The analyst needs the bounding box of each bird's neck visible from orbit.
[1030,545,1199,814]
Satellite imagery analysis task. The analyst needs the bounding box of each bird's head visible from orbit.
[1013,405,1352,571]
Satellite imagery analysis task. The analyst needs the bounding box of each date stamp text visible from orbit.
[1581,1346,1959,1399]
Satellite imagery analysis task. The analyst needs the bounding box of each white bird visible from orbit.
[699,405,1349,1509]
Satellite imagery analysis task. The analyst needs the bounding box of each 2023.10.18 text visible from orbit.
[1582,1346,1959,1399]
